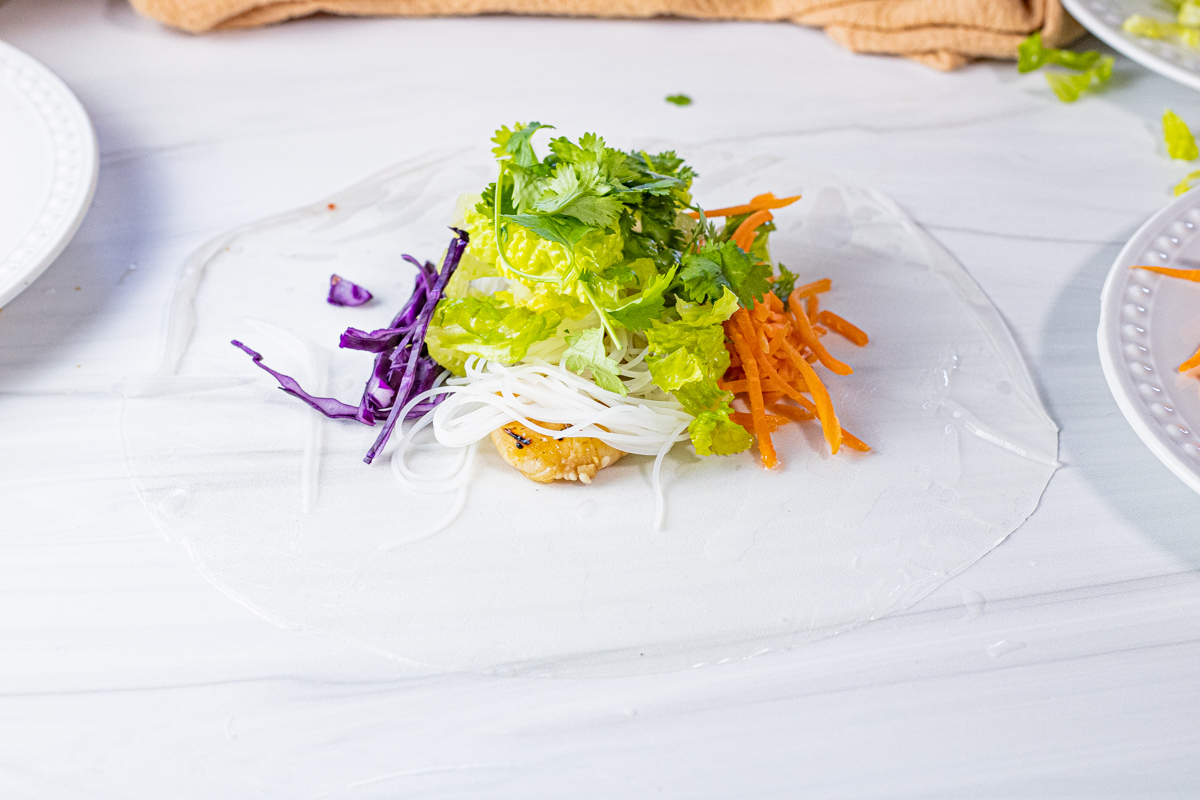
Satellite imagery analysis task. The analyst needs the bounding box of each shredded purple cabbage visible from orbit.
[233,228,468,464]
[327,274,373,306]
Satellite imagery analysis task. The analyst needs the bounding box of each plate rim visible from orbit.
[1063,0,1200,93]
[1097,188,1200,495]
[0,38,99,308]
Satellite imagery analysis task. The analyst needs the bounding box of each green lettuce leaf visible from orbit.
[1043,57,1113,102]
[608,266,677,331]
[1175,169,1200,196]
[1164,109,1199,160]
[562,327,626,395]
[1018,32,1103,72]
[1122,14,1200,48]
[426,296,561,375]
[689,404,753,456]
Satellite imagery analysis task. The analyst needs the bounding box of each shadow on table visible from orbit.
[1037,238,1200,569]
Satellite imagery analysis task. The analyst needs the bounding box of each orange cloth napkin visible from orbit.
[130,0,1083,70]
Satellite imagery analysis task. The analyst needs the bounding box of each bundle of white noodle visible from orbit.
[390,344,692,529]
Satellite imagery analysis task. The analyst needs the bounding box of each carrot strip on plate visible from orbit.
[1181,344,1200,372]
[818,310,869,346]
[776,337,843,454]
[1132,265,1200,281]
[687,192,801,220]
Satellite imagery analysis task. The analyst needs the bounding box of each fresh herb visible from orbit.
[563,327,626,395]
[665,94,692,106]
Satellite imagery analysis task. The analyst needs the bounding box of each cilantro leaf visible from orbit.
[772,263,798,306]
[500,213,595,251]
[665,94,693,106]
[679,240,772,308]
[563,327,626,395]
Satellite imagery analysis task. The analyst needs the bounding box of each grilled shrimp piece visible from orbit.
[489,420,625,484]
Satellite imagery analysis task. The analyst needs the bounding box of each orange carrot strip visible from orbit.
[818,310,869,346]
[806,294,820,323]
[1181,344,1200,372]
[732,209,773,253]
[727,311,777,468]
[742,312,843,455]
[1132,265,1200,282]
[768,402,870,451]
[765,401,815,423]
[731,411,789,432]
[778,337,843,454]
[687,192,801,220]
[788,287,852,376]
[791,278,831,300]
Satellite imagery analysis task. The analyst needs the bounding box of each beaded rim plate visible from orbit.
[1099,190,1200,495]
[0,39,98,308]
[1063,0,1200,92]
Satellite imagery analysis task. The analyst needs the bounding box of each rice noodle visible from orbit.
[389,352,694,529]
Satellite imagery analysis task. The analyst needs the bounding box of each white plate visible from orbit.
[1064,0,1200,91]
[0,39,97,308]
[1099,190,1200,494]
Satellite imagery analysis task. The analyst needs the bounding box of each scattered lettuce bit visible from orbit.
[665,94,692,106]
[1122,14,1200,48]
[562,327,626,395]
[1164,109,1199,160]
[1182,0,1200,26]
[1017,32,1113,102]
[679,239,772,308]
[1018,32,1104,72]
[1175,169,1200,195]
[425,295,560,375]
[327,274,373,306]
[689,402,753,456]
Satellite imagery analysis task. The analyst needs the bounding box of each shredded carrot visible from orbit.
[791,278,831,300]
[788,287,852,376]
[687,192,801,220]
[731,411,789,433]
[806,294,820,323]
[726,315,777,468]
[1181,344,1200,372]
[732,209,773,252]
[818,310,869,346]
[1132,265,1200,282]
[720,276,870,466]
[1132,267,1200,372]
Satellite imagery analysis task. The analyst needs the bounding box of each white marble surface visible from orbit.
[2,0,1199,796]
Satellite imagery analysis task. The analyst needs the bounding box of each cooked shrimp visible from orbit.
[489,420,625,484]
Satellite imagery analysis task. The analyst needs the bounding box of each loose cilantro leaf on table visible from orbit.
[665,94,692,106]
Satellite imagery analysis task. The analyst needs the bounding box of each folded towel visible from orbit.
[129,0,1084,70]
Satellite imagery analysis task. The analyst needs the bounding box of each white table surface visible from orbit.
[2,1,1199,796]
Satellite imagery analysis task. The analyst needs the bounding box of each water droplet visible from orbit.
[962,589,986,621]
[986,639,1026,659]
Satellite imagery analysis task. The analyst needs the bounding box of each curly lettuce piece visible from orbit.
[425,295,561,375]
[644,288,749,456]
[562,327,625,396]
[1164,109,1199,160]
[1017,32,1113,102]
[1122,14,1200,48]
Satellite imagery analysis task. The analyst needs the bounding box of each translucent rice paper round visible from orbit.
[123,146,1058,676]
